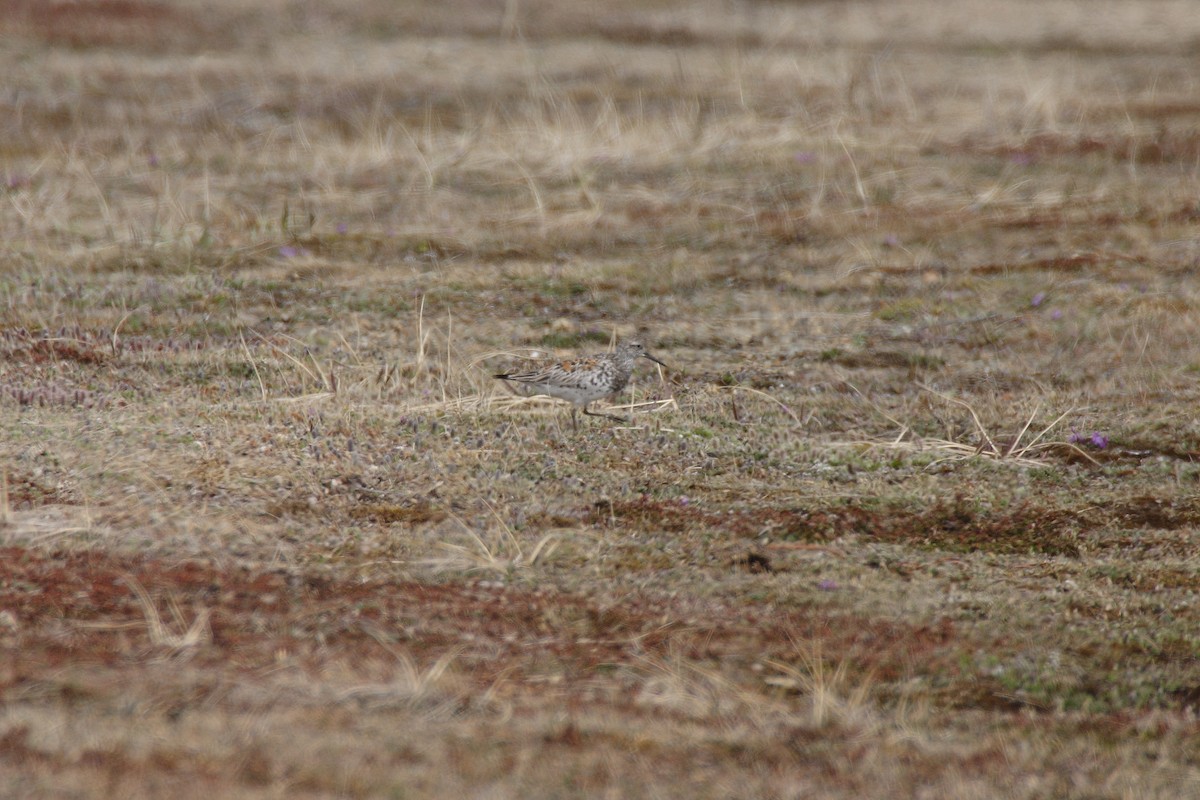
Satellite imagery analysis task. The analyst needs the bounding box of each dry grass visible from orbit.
[2,0,1200,796]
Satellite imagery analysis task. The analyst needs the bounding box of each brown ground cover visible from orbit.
[3,0,1200,796]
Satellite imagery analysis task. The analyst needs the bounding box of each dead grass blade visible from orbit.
[420,504,560,575]
[238,331,268,401]
[764,635,876,730]
[1,504,97,547]
[917,383,999,456]
[1008,405,1080,460]
[842,380,906,429]
[632,649,780,721]
[249,328,336,395]
[332,627,464,712]
[606,397,678,416]
[76,574,211,651]
[715,385,803,425]
[845,380,1094,466]
[0,471,9,528]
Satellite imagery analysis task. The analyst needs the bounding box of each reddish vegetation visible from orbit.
[970,254,1099,274]
[959,130,1200,165]
[22,340,109,365]
[0,547,961,695]
[0,326,213,356]
[1107,495,1200,530]
[0,0,195,50]
[2,472,77,508]
[592,497,1083,555]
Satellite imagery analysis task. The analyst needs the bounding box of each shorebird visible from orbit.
[494,340,668,429]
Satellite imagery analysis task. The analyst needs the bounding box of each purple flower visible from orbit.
[1069,430,1109,449]
[1031,292,1046,307]
[336,222,348,234]
[148,153,159,167]
[278,245,302,258]
[817,579,838,592]
[678,496,690,506]
[882,234,900,247]
[1050,309,1063,320]
[794,151,817,164]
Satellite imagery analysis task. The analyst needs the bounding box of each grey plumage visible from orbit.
[494,340,667,428]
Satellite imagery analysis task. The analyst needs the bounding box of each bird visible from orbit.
[493,340,668,429]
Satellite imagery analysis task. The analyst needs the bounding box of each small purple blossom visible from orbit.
[794,151,817,164]
[817,579,838,592]
[1031,292,1046,307]
[678,496,690,506]
[1010,152,1035,165]
[5,173,29,190]
[148,153,159,167]
[882,234,900,247]
[1050,309,1063,320]
[336,222,348,234]
[1069,430,1109,449]
[278,245,306,258]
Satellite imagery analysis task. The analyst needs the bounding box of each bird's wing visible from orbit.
[497,356,603,387]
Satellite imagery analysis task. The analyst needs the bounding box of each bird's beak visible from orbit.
[644,353,668,368]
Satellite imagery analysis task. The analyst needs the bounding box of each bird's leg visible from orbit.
[584,405,629,423]
[571,406,579,432]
